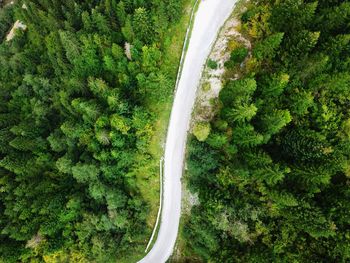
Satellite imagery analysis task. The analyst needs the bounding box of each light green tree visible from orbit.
[193,122,211,141]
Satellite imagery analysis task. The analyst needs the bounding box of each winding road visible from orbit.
[138,0,237,262]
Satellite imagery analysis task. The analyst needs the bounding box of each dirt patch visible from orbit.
[1,0,14,8]
[26,233,44,249]
[6,20,26,41]
[124,42,132,60]
[191,14,251,126]
[181,186,199,215]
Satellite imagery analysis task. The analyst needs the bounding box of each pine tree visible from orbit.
[260,109,292,136]
[232,124,264,148]
[224,103,258,123]
[133,8,154,43]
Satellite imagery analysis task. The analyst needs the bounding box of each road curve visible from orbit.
[138,0,237,262]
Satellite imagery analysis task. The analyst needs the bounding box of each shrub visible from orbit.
[193,122,211,141]
[230,47,249,64]
[207,59,218,69]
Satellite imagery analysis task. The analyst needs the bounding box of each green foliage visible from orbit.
[187,139,219,186]
[183,1,350,262]
[193,122,211,142]
[261,73,289,98]
[233,124,264,148]
[207,59,218,69]
[206,132,227,149]
[253,32,284,60]
[0,0,186,261]
[219,78,257,107]
[260,109,292,136]
[225,103,257,123]
[229,46,249,64]
[133,8,154,44]
[280,129,330,163]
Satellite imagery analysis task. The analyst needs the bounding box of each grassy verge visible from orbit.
[174,0,200,91]
[119,0,199,262]
[168,163,203,262]
[141,0,198,229]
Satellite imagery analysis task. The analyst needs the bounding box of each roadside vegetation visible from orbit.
[183,0,350,262]
[0,0,187,262]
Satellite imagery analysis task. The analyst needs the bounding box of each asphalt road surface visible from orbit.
[138,0,237,262]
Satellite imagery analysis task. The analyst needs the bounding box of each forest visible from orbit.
[0,0,184,262]
[184,0,350,262]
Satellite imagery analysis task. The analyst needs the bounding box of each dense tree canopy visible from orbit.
[0,0,183,262]
[184,0,350,262]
